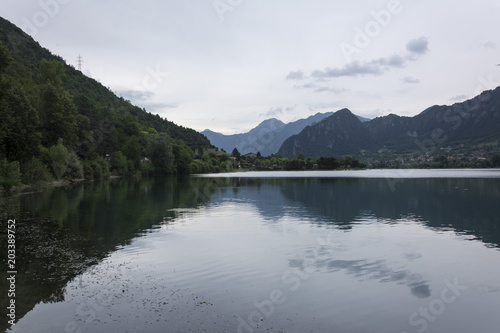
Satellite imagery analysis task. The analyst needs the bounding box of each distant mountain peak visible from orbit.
[278,87,500,159]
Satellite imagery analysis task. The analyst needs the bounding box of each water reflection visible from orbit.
[1,175,499,331]
[208,177,500,247]
[0,176,222,331]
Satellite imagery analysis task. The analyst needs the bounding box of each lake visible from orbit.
[2,169,500,333]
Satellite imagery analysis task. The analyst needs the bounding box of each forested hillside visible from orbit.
[279,92,500,168]
[0,17,215,189]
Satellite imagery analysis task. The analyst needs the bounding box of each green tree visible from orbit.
[110,151,128,175]
[122,136,141,171]
[231,148,241,159]
[491,154,500,167]
[0,43,41,161]
[0,42,12,73]
[91,157,110,179]
[21,156,52,184]
[64,151,84,180]
[0,159,21,191]
[145,133,174,174]
[46,139,69,180]
[1,84,42,161]
[38,60,78,148]
[173,141,194,174]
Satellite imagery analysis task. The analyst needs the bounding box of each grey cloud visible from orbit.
[294,83,317,89]
[294,82,346,94]
[483,42,497,49]
[376,54,406,68]
[286,70,305,80]
[450,94,468,102]
[406,37,429,55]
[260,106,284,117]
[401,76,420,84]
[119,89,155,102]
[311,55,406,79]
[311,60,383,78]
[259,105,295,117]
[314,86,347,94]
[307,39,428,80]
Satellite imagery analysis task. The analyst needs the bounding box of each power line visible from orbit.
[77,54,83,71]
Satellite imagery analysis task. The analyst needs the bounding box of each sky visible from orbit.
[1,0,499,134]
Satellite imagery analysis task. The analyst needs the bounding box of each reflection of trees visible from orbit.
[276,178,500,247]
[195,177,500,248]
[0,176,221,331]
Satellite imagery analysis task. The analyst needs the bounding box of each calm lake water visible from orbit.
[2,169,500,333]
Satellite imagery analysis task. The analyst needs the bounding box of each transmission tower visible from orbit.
[77,54,83,71]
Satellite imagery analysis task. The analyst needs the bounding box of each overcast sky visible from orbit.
[1,0,499,134]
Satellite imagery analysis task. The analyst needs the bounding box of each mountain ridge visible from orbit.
[278,88,500,160]
[201,112,370,156]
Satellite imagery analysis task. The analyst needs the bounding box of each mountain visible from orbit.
[202,118,285,156]
[278,88,500,160]
[202,112,370,156]
[0,16,213,180]
[0,16,211,152]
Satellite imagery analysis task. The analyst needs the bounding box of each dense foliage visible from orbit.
[0,17,217,190]
[245,153,366,171]
[278,96,500,164]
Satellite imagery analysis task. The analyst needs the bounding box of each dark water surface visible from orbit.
[1,170,500,332]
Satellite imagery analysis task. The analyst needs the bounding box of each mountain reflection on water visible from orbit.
[1,172,499,332]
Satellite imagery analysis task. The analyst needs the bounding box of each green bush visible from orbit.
[91,160,103,179]
[90,157,110,179]
[140,159,154,175]
[0,159,21,191]
[21,156,52,184]
[110,151,128,175]
[46,138,68,180]
[64,151,84,180]
[96,157,110,178]
[145,133,174,174]
[83,160,94,180]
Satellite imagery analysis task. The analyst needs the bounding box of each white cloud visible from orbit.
[401,76,420,84]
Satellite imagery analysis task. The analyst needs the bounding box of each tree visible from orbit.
[0,43,41,161]
[122,136,141,171]
[2,84,42,161]
[145,133,174,174]
[45,139,69,180]
[0,159,21,191]
[110,151,128,175]
[173,141,194,174]
[21,157,52,184]
[0,42,12,74]
[64,151,84,180]
[38,60,78,148]
[231,147,241,161]
[491,154,500,167]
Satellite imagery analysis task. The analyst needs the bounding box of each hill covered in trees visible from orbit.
[0,16,221,190]
[278,92,500,168]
